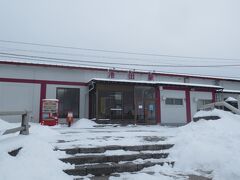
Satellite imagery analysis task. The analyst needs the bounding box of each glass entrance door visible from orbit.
[135,87,156,124]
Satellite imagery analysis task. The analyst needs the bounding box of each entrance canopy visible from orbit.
[88,78,222,125]
[89,78,223,90]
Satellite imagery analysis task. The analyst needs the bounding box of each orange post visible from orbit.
[66,112,73,127]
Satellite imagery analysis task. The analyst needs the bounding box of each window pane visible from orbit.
[166,98,183,105]
[165,98,173,105]
[98,86,134,120]
[123,91,134,120]
[56,88,80,118]
[175,99,183,105]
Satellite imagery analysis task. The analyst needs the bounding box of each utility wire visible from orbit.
[1,46,239,64]
[0,52,183,67]
[0,39,240,61]
[1,52,240,68]
[0,46,183,65]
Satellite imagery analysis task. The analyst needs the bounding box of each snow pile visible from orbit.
[110,171,173,180]
[0,119,16,135]
[0,122,72,180]
[225,97,238,102]
[72,118,97,128]
[171,109,240,180]
[193,108,235,118]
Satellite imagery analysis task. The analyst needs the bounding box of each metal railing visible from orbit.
[199,101,240,115]
[0,111,30,135]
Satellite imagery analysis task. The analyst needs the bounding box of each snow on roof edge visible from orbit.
[222,89,240,94]
[225,97,238,102]
[90,78,223,89]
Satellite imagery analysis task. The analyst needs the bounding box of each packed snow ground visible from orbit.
[0,120,72,180]
[1,109,240,180]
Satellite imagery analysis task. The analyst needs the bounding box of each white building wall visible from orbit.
[160,89,187,125]
[189,78,215,85]
[156,75,184,83]
[0,64,107,82]
[221,93,239,100]
[221,80,240,91]
[190,91,212,119]
[0,82,40,123]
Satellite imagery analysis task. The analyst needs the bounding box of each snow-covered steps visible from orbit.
[58,144,174,155]
[60,152,169,165]
[64,161,174,176]
[60,143,174,177]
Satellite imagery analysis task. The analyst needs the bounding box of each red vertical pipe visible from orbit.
[185,89,191,123]
[39,83,47,123]
[88,93,92,119]
[155,87,161,124]
[212,90,216,103]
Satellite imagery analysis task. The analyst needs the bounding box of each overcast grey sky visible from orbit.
[1,0,240,78]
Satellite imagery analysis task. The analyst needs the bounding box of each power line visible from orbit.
[0,54,116,69]
[0,39,240,61]
[0,52,182,67]
[0,46,181,65]
[1,46,239,64]
[0,51,240,68]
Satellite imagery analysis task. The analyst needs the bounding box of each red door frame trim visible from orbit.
[212,90,216,103]
[39,83,47,123]
[155,87,161,124]
[185,89,192,123]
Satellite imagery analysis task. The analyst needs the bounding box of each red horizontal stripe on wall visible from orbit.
[0,77,88,86]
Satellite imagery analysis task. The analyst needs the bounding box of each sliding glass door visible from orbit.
[135,86,156,124]
[97,84,134,122]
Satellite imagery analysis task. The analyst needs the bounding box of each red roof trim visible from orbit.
[1,60,240,82]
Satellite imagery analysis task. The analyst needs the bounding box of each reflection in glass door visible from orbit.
[145,100,156,122]
[110,92,123,120]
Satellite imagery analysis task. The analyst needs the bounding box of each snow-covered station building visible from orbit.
[0,60,240,125]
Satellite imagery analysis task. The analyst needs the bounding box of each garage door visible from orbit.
[161,90,187,125]
[0,82,40,123]
[190,91,212,120]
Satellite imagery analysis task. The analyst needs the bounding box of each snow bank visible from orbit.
[193,108,234,118]
[171,109,240,180]
[0,119,11,128]
[0,123,72,180]
[110,171,174,180]
[225,97,238,102]
[72,118,97,128]
[0,119,20,136]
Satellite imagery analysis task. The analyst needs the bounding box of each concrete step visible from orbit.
[60,152,169,165]
[64,161,174,176]
[59,144,174,154]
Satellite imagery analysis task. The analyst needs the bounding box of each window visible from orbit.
[99,91,123,120]
[197,99,212,110]
[128,71,135,79]
[56,88,80,118]
[165,98,183,105]
[97,85,135,120]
